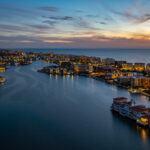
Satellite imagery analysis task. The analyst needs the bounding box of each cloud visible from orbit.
[42,20,57,26]
[0,23,53,34]
[42,15,100,30]
[1,34,150,48]
[43,40,73,43]
[28,24,51,30]
[38,6,59,12]
[0,35,36,41]
[86,15,99,18]
[99,22,107,25]
[110,1,150,24]
[42,15,74,21]
[17,40,33,43]
[0,24,29,32]
[72,17,99,30]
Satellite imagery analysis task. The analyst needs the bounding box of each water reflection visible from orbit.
[141,95,147,103]
[112,111,150,148]
[71,75,74,85]
[136,125,150,143]
[49,74,52,79]
[111,85,117,92]
[55,74,58,80]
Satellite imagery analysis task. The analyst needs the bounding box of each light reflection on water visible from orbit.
[141,95,148,106]
[71,75,74,84]
[136,125,150,144]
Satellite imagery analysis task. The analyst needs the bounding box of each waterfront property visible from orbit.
[130,77,150,88]
[121,63,134,71]
[0,66,6,72]
[128,105,148,120]
[74,64,93,74]
[111,97,150,127]
[102,58,115,66]
[104,72,141,80]
[146,64,150,73]
[134,63,145,72]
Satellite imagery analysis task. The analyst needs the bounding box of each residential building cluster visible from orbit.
[39,52,150,93]
[1,49,150,96]
[0,49,38,83]
[111,97,150,128]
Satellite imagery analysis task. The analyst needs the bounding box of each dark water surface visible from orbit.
[1,49,150,150]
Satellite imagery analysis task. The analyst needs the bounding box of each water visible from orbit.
[18,48,150,63]
[0,49,150,150]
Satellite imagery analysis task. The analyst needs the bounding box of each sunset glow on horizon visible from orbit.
[1,0,150,48]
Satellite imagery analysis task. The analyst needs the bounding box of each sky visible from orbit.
[0,0,150,48]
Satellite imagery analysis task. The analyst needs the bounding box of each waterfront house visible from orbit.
[115,61,127,68]
[146,64,150,73]
[134,63,145,72]
[0,66,6,72]
[93,66,117,74]
[112,97,132,116]
[60,62,72,70]
[128,105,148,120]
[111,97,128,112]
[121,63,134,71]
[74,64,93,73]
[111,97,150,127]
[119,101,132,116]
[89,57,101,65]
[102,58,115,66]
[105,72,137,80]
[117,76,131,85]
[130,77,150,88]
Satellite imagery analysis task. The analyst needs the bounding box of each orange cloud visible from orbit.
[43,40,73,43]
[18,40,33,43]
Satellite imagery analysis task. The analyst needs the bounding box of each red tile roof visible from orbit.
[113,97,127,101]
